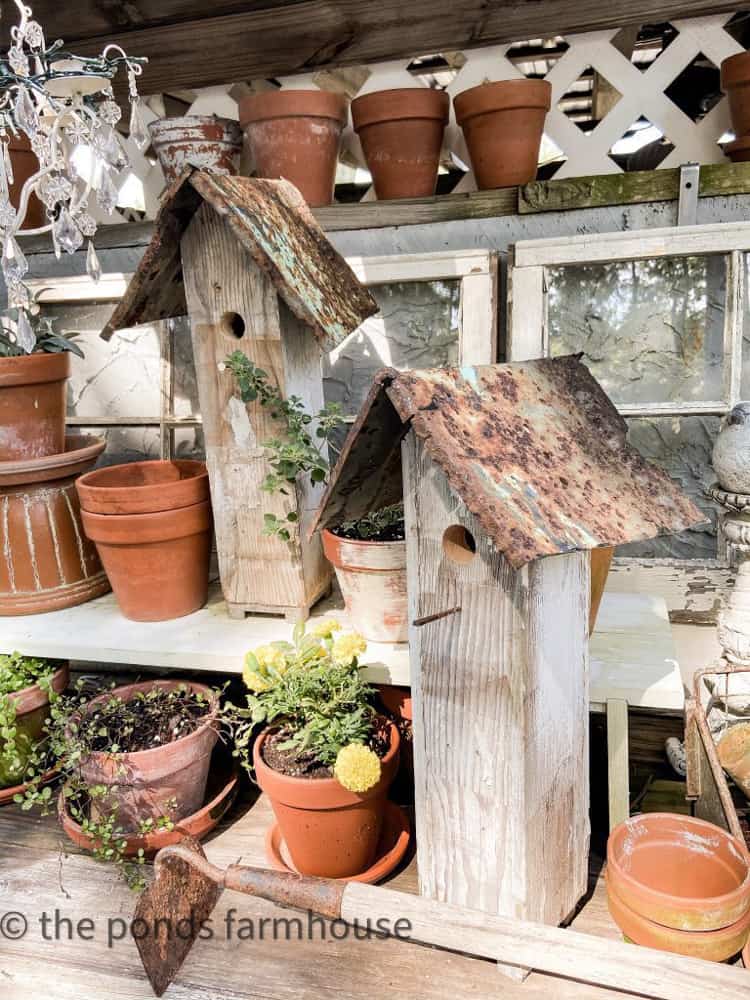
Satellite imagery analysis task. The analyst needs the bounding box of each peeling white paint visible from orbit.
[226,396,256,449]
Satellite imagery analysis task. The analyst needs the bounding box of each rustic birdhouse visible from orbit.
[103,169,377,620]
[313,356,703,931]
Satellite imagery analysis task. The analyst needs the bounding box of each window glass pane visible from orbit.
[616,415,719,559]
[172,426,205,461]
[547,256,726,406]
[76,425,160,466]
[172,317,200,419]
[323,279,460,416]
[740,253,750,399]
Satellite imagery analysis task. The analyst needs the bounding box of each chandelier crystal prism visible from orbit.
[0,0,147,344]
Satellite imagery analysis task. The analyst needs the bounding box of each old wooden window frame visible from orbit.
[507,220,749,622]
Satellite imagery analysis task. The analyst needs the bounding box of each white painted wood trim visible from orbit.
[506,261,545,361]
[345,248,495,284]
[606,698,630,830]
[26,274,133,302]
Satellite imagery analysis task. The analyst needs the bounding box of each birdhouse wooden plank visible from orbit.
[312,357,704,930]
[104,169,377,619]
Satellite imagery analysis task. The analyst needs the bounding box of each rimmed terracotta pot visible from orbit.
[254,722,400,879]
[606,874,750,962]
[352,88,449,200]
[8,133,45,229]
[717,722,750,799]
[0,352,70,460]
[76,680,219,831]
[149,115,242,185]
[239,89,348,207]
[453,78,552,190]
[1,663,69,790]
[721,52,750,142]
[76,459,209,515]
[0,436,110,616]
[607,813,750,931]
[80,500,212,622]
[322,529,407,643]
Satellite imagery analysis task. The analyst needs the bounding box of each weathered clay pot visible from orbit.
[76,459,209,515]
[77,680,219,831]
[352,88,449,199]
[607,813,750,932]
[254,722,400,879]
[724,135,750,162]
[453,79,552,190]
[8,132,45,229]
[80,501,212,622]
[376,684,412,722]
[606,874,750,962]
[722,52,750,141]
[590,546,613,635]
[717,722,750,799]
[148,115,242,185]
[0,352,70,460]
[0,436,110,616]
[239,90,347,207]
[322,529,407,643]
[0,663,69,789]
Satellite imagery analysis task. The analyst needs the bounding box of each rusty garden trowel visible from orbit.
[133,838,748,1000]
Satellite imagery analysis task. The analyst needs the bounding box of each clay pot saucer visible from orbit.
[58,745,239,858]
[0,434,105,487]
[0,764,59,806]
[265,800,410,884]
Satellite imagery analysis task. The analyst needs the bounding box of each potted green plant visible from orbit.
[0,293,83,460]
[0,652,68,798]
[234,619,400,879]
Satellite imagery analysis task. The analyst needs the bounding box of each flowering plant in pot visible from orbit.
[233,619,400,879]
[17,678,220,888]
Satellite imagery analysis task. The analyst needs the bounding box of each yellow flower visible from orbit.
[308,618,341,639]
[243,668,271,693]
[334,743,382,793]
[331,632,367,665]
[254,645,287,673]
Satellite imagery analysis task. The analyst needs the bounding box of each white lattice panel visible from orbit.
[132,12,747,212]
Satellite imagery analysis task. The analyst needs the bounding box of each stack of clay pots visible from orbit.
[606,813,750,961]
[76,459,212,622]
[721,52,750,162]
[0,352,109,616]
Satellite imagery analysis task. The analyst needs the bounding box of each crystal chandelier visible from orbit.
[0,0,147,351]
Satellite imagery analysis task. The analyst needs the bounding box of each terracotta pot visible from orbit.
[352,88,449,200]
[607,813,750,931]
[239,90,347,207]
[376,684,412,722]
[77,680,219,831]
[721,52,750,141]
[606,875,750,962]
[724,134,750,163]
[0,436,110,616]
[1,663,69,788]
[7,132,45,229]
[254,722,400,879]
[453,79,551,190]
[717,723,750,799]
[0,351,70,461]
[148,116,242,185]
[80,501,212,622]
[76,459,209,515]
[322,529,407,643]
[589,546,613,635]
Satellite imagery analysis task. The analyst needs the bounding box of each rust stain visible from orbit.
[312,356,706,570]
[102,167,377,349]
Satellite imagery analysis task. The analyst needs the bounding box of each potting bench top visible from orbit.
[0,587,683,710]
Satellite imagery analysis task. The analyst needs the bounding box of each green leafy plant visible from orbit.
[336,502,405,542]
[0,652,57,789]
[0,288,84,358]
[224,351,344,540]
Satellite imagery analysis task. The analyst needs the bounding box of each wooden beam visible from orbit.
[21,1,743,97]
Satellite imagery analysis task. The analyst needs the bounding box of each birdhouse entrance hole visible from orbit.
[442,525,477,565]
[222,311,246,339]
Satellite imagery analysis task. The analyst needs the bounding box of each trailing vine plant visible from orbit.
[0,652,57,789]
[223,350,345,540]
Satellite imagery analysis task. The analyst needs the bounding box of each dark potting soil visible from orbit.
[331,522,405,543]
[86,686,212,753]
[262,721,391,779]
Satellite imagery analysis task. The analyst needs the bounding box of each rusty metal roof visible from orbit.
[101,168,377,348]
[312,356,706,568]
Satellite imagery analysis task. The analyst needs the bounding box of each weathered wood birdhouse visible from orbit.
[313,356,703,932]
[104,169,377,620]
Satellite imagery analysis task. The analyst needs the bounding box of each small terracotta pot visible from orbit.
[239,89,347,207]
[76,680,219,831]
[76,459,209,515]
[453,79,551,190]
[80,501,212,622]
[352,88,449,200]
[607,813,750,931]
[721,52,750,141]
[8,132,45,229]
[148,115,242,185]
[724,134,750,163]
[1,664,69,789]
[717,723,750,799]
[0,352,70,461]
[0,436,110,616]
[606,875,750,962]
[322,529,407,643]
[254,722,400,879]
[376,684,412,722]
